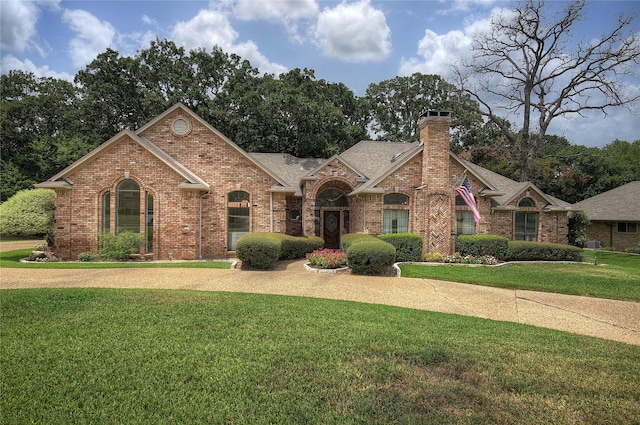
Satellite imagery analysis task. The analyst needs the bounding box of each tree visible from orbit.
[0,188,55,237]
[0,71,85,200]
[454,0,640,181]
[364,73,481,143]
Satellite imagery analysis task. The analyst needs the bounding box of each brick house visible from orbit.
[37,103,574,260]
[574,181,640,251]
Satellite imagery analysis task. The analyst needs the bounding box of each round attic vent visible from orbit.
[171,118,190,136]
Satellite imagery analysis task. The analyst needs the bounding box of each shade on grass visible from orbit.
[2,289,638,424]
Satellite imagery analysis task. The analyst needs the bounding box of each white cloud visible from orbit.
[0,0,59,53]
[314,0,391,63]
[0,54,73,80]
[171,8,287,75]
[142,14,157,26]
[232,0,318,21]
[62,9,116,68]
[232,0,318,43]
[399,29,471,78]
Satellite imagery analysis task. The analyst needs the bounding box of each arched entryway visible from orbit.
[314,183,351,249]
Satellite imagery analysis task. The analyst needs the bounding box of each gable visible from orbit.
[136,103,288,188]
[36,130,209,190]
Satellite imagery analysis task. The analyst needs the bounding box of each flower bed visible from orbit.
[444,254,498,265]
[306,249,348,269]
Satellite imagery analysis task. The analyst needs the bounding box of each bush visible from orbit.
[625,243,640,254]
[278,234,325,260]
[341,233,373,250]
[235,233,281,269]
[456,234,509,259]
[568,211,590,248]
[377,233,423,262]
[423,252,444,263]
[346,239,396,275]
[78,252,98,262]
[505,241,582,262]
[100,231,144,261]
[0,188,55,237]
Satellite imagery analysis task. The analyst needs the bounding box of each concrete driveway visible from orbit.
[1,242,638,345]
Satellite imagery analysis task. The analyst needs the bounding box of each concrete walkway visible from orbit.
[1,254,639,345]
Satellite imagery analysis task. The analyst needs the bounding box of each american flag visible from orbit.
[455,176,481,225]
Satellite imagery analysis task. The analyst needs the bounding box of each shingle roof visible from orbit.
[574,181,640,221]
[248,153,325,194]
[339,141,420,179]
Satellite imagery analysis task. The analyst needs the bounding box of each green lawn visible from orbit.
[1,289,638,424]
[400,250,640,302]
[0,249,231,269]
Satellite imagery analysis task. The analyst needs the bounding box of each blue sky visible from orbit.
[1,0,639,147]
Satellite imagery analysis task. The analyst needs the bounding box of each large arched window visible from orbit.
[515,197,538,241]
[117,179,140,233]
[383,193,409,234]
[228,190,250,250]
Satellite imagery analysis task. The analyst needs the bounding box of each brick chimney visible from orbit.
[419,110,451,190]
[418,110,453,255]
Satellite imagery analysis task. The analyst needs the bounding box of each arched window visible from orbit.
[383,193,409,234]
[315,188,348,207]
[228,191,250,250]
[117,179,140,233]
[384,193,409,205]
[518,197,535,207]
[515,198,538,241]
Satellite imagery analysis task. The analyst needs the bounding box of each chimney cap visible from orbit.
[419,110,452,120]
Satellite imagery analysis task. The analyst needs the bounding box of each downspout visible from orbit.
[270,192,274,232]
[199,191,210,259]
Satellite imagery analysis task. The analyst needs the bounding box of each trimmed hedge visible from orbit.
[377,233,423,262]
[235,233,325,269]
[346,240,396,275]
[505,241,582,262]
[279,234,324,260]
[341,233,373,250]
[341,233,396,275]
[456,234,509,260]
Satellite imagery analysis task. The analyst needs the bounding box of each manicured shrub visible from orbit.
[235,233,281,269]
[100,231,144,261]
[456,234,509,260]
[505,241,582,262]
[377,233,423,262]
[423,252,444,263]
[341,233,374,250]
[346,240,396,275]
[279,234,324,260]
[0,188,55,237]
[78,252,98,262]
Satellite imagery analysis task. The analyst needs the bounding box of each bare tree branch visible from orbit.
[453,0,640,181]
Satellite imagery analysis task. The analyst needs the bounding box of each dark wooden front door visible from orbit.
[323,211,340,249]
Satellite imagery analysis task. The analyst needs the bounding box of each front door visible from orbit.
[323,211,341,249]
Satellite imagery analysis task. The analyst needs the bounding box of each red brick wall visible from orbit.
[586,221,639,251]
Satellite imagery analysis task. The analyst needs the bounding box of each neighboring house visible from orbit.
[37,103,574,261]
[574,181,640,251]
